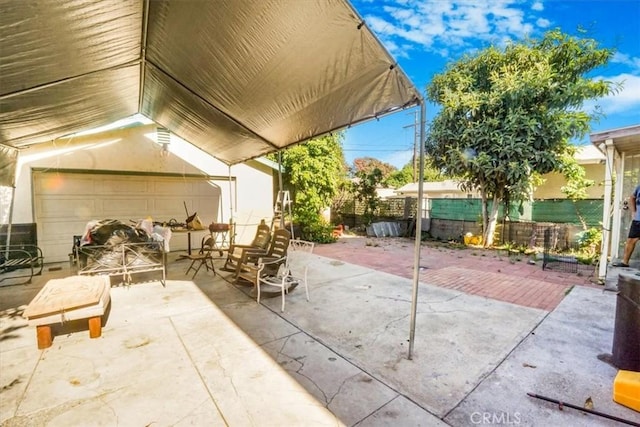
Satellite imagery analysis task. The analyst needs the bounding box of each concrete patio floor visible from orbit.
[1,236,638,426]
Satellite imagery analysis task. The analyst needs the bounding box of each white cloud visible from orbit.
[362,0,550,58]
[384,149,414,169]
[612,52,640,72]
[366,15,401,37]
[536,18,551,28]
[531,1,544,11]
[584,73,640,115]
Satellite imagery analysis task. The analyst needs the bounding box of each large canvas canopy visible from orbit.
[0,0,421,186]
[1,0,426,358]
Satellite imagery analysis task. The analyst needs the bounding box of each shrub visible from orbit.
[576,227,602,256]
[294,213,336,243]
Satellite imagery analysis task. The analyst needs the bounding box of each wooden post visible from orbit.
[36,325,52,349]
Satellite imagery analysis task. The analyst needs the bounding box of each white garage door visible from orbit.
[33,171,222,262]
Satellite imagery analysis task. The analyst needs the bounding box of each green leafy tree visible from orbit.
[425,29,617,247]
[276,133,348,242]
[330,178,353,226]
[557,145,597,235]
[384,163,414,188]
[384,158,445,188]
[352,157,396,179]
[559,149,595,201]
[353,168,383,226]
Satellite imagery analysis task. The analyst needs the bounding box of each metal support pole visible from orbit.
[227,166,232,221]
[598,140,615,278]
[3,186,16,253]
[408,100,426,359]
[278,151,284,229]
[1,145,19,253]
[611,150,626,259]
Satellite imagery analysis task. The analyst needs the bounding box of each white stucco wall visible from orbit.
[533,163,605,199]
[7,124,275,245]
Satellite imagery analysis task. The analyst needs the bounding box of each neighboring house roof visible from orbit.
[574,144,605,164]
[395,180,475,196]
[376,188,397,199]
[254,157,282,171]
[590,124,640,156]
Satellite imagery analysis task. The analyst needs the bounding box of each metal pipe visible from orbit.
[527,392,640,426]
[228,165,233,220]
[408,99,426,359]
[278,151,284,229]
[3,146,19,257]
[4,187,16,254]
[138,0,150,112]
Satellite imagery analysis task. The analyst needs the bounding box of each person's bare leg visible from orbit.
[622,237,639,265]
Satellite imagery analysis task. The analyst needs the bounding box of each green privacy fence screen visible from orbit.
[333,197,604,232]
[429,198,603,227]
[428,198,526,222]
[530,199,603,226]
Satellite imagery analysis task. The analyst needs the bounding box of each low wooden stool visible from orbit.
[23,275,111,349]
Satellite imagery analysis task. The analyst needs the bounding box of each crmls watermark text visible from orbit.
[470,411,522,425]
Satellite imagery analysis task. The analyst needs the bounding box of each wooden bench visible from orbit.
[0,245,44,285]
[23,275,111,349]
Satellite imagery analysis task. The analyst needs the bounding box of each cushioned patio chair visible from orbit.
[223,222,271,272]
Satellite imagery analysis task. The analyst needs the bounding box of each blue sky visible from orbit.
[345,0,640,169]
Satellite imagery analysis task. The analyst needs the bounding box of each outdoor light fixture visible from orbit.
[157,127,171,157]
[160,143,170,158]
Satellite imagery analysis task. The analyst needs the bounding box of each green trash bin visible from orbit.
[611,274,640,371]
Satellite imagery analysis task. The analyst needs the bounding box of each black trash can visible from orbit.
[611,274,640,371]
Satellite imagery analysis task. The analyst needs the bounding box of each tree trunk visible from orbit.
[483,194,500,247]
[573,200,588,231]
[481,192,488,241]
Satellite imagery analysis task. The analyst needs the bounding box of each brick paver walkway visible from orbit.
[421,266,568,311]
[314,236,602,312]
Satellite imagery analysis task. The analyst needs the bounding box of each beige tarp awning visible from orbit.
[1,0,427,358]
[0,0,421,186]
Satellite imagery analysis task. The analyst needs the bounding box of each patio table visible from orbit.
[23,275,111,349]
